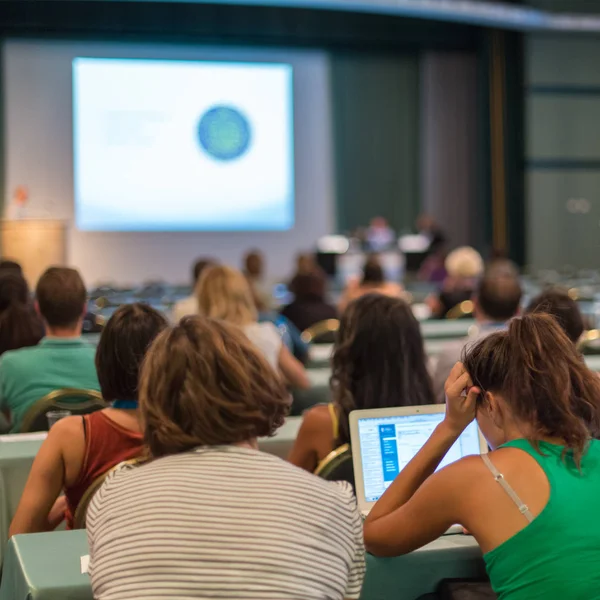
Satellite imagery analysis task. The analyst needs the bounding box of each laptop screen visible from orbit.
[357,413,482,503]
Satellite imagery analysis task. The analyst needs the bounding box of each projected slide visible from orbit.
[73,58,294,231]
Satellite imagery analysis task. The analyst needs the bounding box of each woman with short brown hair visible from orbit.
[87,316,365,600]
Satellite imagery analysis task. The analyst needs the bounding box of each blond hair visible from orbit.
[196,265,258,326]
[445,246,484,279]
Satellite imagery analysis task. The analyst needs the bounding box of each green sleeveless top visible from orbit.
[484,438,600,600]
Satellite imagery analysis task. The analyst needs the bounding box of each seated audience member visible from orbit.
[289,294,435,473]
[9,304,166,534]
[366,216,395,252]
[0,267,100,432]
[525,288,584,344]
[432,273,522,401]
[243,249,273,310]
[0,272,44,356]
[197,265,310,389]
[364,314,600,599]
[171,257,216,323]
[282,269,337,333]
[86,316,365,599]
[0,259,24,276]
[293,252,318,277]
[339,255,404,312]
[427,246,484,319]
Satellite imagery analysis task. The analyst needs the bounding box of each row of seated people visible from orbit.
[10,306,600,599]
[0,262,314,434]
[1,258,596,598]
[288,271,585,473]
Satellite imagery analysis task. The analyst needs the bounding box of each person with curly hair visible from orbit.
[288,294,435,475]
[86,316,365,600]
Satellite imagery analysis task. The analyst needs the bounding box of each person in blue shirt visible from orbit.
[0,267,100,432]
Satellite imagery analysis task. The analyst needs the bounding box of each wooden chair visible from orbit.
[301,319,340,345]
[20,389,106,433]
[446,300,474,320]
[314,443,355,491]
[72,456,146,529]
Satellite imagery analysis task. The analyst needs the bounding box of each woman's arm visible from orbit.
[364,363,480,556]
[9,417,80,535]
[287,406,331,471]
[278,345,311,389]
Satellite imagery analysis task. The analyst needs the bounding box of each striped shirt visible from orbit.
[87,445,365,599]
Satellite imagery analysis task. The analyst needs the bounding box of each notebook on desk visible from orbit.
[349,405,488,532]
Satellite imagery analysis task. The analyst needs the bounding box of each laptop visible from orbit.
[349,405,488,529]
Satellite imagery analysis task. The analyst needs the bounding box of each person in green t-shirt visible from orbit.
[364,313,600,600]
[0,267,100,433]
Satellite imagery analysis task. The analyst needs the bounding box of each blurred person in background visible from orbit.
[0,272,43,356]
[197,265,309,389]
[427,246,484,319]
[9,304,166,534]
[366,216,395,252]
[171,257,216,323]
[243,249,273,311]
[289,294,434,474]
[0,267,100,433]
[525,288,584,345]
[292,252,318,278]
[0,260,24,276]
[432,273,522,401]
[282,268,337,333]
[87,316,365,600]
[416,214,446,251]
[339,255,404,312]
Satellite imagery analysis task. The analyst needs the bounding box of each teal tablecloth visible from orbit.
[0,531,484,600]
[0,435,46,565]
[360,535,486,600]
[0,530,91,600]
[420,320,476,340]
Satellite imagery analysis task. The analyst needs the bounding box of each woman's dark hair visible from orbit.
[463,313,600,466]
[96,303,168,402]
[0,273,44,356]
[525,288,584,343]
[361,256,385,285]
[289,270,326,301]
[331,294,435,445]
[139,316,290,457]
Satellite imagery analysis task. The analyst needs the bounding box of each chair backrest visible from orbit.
[579,329,600,355]
[301,319,340,344]
[20,389,107,433]
[446,300,474,320]
[314,443,355,492]
[72,456,146,529]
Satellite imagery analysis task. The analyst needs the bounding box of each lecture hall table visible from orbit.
[0,530,485,600]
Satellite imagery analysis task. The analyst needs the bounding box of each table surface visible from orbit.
[0,530,484,600]
[360,535,485,600]
[0,530,92,600]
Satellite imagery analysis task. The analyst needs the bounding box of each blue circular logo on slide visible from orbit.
[198,106,251,161]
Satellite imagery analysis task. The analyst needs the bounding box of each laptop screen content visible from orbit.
[357,413,482,503]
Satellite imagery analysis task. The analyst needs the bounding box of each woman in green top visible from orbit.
[365,313,600,599]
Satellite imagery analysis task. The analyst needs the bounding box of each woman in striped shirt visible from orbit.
[87,316,365,600]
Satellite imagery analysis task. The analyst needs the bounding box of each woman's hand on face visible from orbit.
[443,362,480,435]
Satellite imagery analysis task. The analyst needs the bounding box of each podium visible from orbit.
[0,220,67,286]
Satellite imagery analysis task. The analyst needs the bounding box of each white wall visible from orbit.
[2,40,335,286]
